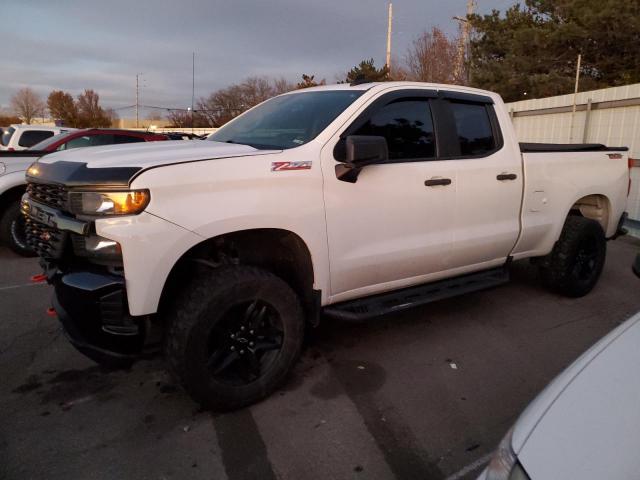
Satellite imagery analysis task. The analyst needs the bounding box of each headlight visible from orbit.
[69,190,150,216]
[485,428,531,480]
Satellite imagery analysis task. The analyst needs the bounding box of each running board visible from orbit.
[323,267,509,321]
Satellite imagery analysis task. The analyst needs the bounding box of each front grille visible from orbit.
[24,217,67,259]
[26,182,68,210]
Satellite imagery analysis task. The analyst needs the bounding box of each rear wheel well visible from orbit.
[569,194,610,232]
[159,229,318,325]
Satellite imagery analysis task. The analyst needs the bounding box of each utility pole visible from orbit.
[386,3,393,76]
[135,74,139,128]
[191,52,195,134]
[569,54,582,143]
[454,0,475,84]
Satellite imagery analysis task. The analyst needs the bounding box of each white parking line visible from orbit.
[0,282,47,291]
[444,453,492,480]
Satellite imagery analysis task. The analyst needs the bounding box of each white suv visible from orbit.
[0,125,74,151]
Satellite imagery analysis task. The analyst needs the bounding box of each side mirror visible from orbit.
[336,135,388,183]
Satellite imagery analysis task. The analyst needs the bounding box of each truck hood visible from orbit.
[28,140,281,187]
[513,313,640,478]
[37,140,279,170]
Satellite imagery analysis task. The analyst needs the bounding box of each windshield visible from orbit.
[1,127,15,147]
[209,90,364,150]
[29,131,74,151]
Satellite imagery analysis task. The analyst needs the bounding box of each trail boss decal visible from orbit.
[271,161,312,171]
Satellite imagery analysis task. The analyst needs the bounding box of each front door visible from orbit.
[321,90,457,302]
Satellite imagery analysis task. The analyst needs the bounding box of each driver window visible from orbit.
[353,99,435,161]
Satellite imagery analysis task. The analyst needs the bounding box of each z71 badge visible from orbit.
[271,161,312,171]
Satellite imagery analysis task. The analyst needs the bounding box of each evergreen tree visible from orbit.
[469,0,640,101]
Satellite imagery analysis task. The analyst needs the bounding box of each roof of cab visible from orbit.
[283,81,500,100]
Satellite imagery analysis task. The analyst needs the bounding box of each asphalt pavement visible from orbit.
[2,237,640,480]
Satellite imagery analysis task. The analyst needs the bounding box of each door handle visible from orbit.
[425,178,452,187]
[497,173,517,181]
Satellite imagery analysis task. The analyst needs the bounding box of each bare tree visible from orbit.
[272,77,295,95]
[104,108,119,127]
[10,88,45,124]
[197,76,289,127]
[404,27,462,84]
[167,110,191,128]
[76,90,111,128]
[47,90,79,127]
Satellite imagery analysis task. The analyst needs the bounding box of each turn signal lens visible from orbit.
[70,190,150,216]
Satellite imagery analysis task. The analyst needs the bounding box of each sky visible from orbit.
[1,0,515,117]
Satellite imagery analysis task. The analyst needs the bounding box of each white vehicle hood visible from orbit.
[37,140,279,170]
[512,313,640,479]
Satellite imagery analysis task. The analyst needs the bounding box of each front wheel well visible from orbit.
[159,228,318,325]
[0,185,26,215]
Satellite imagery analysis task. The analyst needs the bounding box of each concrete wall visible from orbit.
[506,83,640,234]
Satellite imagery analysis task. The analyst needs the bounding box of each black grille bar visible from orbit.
[26,182,68,210]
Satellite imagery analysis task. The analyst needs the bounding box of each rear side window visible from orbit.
[89,135,117,146]
[1,127,15,146]
[18,130,55,148]
[449,102,496,156]
[113,135,145,144]
[354,99,435,160]
[60,135,92,150]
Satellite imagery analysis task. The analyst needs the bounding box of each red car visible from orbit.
[29,128,169,152]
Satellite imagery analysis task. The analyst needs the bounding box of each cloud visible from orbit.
[0,0,516,112]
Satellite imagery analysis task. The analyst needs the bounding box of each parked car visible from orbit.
[0,125,75,151]
[27,128,169,152]
[161,131,207,140]
[480,311,640,480]
[0,129,169,255]
[23,81,630,410]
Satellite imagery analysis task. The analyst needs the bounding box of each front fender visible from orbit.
[95,212,204,316]
[0,170,27,196]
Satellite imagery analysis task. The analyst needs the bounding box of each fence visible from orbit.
[506,83,640,235]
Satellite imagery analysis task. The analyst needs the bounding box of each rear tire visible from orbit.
[165,266,304,411]
[539,216,606,297]
[0,199,35,257]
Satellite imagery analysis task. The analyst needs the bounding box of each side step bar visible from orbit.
[323,267,509,321]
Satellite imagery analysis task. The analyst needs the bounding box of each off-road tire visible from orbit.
[165,266,305,411]
[0,199,35,257]
[540,216,606,297]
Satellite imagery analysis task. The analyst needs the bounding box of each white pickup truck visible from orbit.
[23,82,629,410]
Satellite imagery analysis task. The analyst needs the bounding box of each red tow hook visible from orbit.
[31,274,47,283]
[47,307,57,317]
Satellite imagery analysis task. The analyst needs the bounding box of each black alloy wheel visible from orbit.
[165,266,305,410]
[206,300,284,385]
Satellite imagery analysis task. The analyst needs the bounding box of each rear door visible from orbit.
[435,92,523,268]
